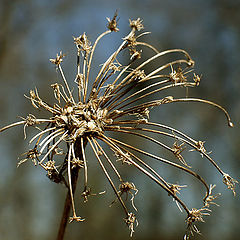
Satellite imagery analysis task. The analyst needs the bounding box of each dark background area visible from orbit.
[0,0,239,239]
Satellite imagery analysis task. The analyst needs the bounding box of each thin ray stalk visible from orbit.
[171,98,233,127]
[68,144,81,220]
[111,128,173,152]
[87,136,129,215]
[110,80,190,112]
[111,49,193,92]
[0,119,54,133]
[39,131,68,164]
[110,79,194,113]
[101,136,170,188]
[99,134,191,214]
[109,100,163,119]
[29,126,57,144]
[56,143,82,240]
[39,129,65,152]
[135,41,159,53]
[94,139,122,181]
[76,50,82,102]
[105,60,191,111]
[58,64,75,104]
[81,137,88,190]
[109,125,196,152]
[108,78,169,110]
[85,30,112,101]
[113,122,227,177]
[100,75,168,109]
[89,34,133,99]
[105,135,210,199]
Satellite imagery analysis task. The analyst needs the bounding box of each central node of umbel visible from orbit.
[54,100,111,140]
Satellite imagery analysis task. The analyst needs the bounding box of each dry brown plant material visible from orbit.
[0,13,237,240]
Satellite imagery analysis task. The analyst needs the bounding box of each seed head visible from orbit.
[0,14,236,238]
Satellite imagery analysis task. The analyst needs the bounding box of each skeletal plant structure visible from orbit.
[0,14,237,239]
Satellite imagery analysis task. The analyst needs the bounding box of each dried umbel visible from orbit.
[0,13,237,239]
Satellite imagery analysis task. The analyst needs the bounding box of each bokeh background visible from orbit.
[0,0,239,239]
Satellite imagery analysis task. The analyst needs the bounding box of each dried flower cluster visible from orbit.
[0,13,237,239]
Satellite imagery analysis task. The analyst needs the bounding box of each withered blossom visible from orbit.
[0,13,237,240]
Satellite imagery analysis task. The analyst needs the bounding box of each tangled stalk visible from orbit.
[0,13,237,239]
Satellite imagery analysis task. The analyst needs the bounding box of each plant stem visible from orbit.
[56,167,79,240]
[56,138,87,240]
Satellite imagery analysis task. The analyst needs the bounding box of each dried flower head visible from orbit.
[185,207,211,239]
[0,13,237,239]
[223,172,238,196]
[107,10,119,32]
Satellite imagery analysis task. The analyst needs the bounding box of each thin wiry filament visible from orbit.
[88,136,129,215]
[99,134,190,215]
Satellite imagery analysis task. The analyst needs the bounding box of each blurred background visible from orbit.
[0,0,239,239]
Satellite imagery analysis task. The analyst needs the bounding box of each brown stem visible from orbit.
[56,166,79,240]
[56,138,87,240]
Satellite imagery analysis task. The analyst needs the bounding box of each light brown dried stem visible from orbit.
[171,98,234,127]
[98,134,191,215]
[56,138,86,240]
[88,136,129,215]
[56,166,79,240]
[103,135,209,199]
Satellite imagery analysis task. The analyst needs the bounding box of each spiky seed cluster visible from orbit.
[0,13,237,239]
[52,100,110,141]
